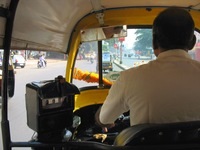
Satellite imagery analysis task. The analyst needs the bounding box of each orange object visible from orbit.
[73,68,112,86]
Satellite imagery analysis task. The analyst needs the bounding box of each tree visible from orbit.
[134,29,152,55]
[81,41,98,54]
[105,38,116,48]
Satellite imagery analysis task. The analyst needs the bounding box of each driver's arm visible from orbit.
[95,106,115,132]
[95,73,129,131]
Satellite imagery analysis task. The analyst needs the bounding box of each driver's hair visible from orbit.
[153,7,195,50]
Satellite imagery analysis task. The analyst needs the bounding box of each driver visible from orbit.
[95,7,200,132]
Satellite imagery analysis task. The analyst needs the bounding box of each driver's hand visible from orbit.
[102,123,115,133]
[95,106,115,132]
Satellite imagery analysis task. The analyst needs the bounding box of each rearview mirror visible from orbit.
[81,25,127,42]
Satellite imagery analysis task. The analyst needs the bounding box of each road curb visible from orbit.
[113,60,130,70]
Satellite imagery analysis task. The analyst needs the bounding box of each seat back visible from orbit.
[114,121,200,146]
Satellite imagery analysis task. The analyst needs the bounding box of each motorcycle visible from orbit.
[37,60,47,68]
[90,57,94,64]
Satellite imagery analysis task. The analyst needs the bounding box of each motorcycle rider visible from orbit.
[89,52,95,64]
[39,54,46,67]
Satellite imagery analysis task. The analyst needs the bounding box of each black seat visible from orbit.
[114,121,200,146]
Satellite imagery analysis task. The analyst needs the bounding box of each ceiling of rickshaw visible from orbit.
[1,0,200,54]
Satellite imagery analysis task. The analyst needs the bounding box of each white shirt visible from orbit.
[100,49,200,126]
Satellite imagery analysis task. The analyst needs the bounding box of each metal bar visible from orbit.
[10,141,114,149]
[98,41,104,87]
[1,0,19,150]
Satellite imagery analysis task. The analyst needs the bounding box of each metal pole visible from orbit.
[98,41,104,87]
[120,42,122,64]
[1,0,19,150]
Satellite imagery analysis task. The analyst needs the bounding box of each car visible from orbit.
[102,52,113,71]
[12,54,26,68]
[1,1,200,150]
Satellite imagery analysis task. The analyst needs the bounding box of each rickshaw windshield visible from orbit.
[73,28,200,88]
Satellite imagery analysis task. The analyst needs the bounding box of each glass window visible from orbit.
[73,41,99,88]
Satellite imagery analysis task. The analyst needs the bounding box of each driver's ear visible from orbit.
[188,35,196,50]
[152,34,161,57]
[153,49,160,57]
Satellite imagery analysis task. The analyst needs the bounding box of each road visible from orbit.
[115,56,153,69]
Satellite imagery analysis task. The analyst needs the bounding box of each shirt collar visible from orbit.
[157,49,191,60]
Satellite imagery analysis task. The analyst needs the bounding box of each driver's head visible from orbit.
[153,7,196,52]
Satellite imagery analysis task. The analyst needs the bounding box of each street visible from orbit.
[116,56,154,68]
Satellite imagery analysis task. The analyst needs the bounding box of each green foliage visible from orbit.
[134,29,152,52]
[105,38,116,47]
[103,38,118,52]
[81,41,98,54]
[102,44,109,52]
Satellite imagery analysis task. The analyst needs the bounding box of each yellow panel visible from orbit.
[74,88,109,111]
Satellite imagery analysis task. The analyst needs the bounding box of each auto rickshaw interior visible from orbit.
[23,27,200,149]
[71,25,200,142]
[2,1,200,150]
